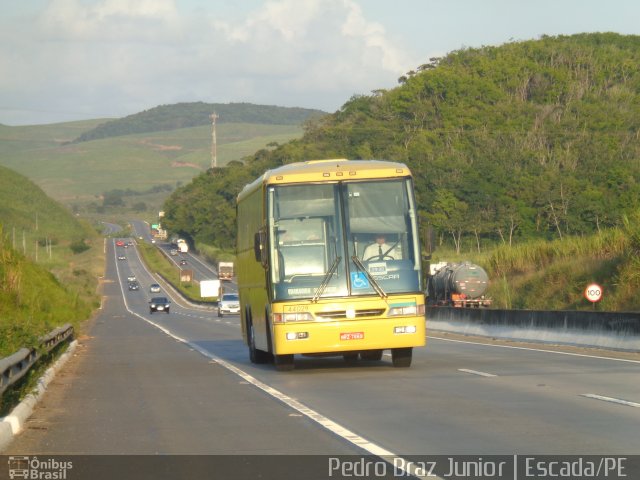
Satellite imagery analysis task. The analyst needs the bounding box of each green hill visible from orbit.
[160,33,640,311]
[72,102,326,143]
[163,33,640,247]
[0,165,102,357]
[0,165,91,243]
[0,118,307,217]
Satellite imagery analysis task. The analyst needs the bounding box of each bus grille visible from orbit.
[316,309,386,320]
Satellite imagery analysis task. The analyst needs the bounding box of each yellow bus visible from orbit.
[236,159,426,370]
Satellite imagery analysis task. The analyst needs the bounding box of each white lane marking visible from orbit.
[126,308,436,478]
[429,335,640,365]
[458,368,497,377]
[115,249,426,478]
[581,394,640,408]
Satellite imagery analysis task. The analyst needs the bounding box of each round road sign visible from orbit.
[584,283,603,303]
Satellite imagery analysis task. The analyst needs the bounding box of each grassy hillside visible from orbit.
[434,216,640,311]
[0,121,304,218]
[0,166,103,357]
[0,165,92,245]
[0,119,107,156]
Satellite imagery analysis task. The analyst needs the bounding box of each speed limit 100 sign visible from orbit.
[584,283,603,303]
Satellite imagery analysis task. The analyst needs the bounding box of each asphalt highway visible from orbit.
[4,238,639,477]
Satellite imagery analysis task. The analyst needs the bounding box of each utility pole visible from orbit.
[210,112,219,169]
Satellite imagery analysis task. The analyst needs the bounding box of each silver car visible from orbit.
[217,293,240,317]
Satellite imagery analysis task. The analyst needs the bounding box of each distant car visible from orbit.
[218,293,240,317]
[170,249,178,256]
[117,255,126,260]
[149,297,170,314]
[127,275,136,282]
[179,259,187,265]
[116,240,125,247]
[149,283,161,293]
[128,281,140,291]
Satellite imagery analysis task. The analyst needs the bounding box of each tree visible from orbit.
[427,189,469,254]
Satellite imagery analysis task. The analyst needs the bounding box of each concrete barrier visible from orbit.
[427,307,640,352]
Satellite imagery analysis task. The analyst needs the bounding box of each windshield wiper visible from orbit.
[312,256,342,303]
[351,256,387,299]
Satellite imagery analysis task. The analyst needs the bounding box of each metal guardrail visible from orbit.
[0,324,74,397]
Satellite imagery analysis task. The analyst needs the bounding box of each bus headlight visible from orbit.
[286,332,309,340]
[388,304,425,316]
[394,326,417,334]
[273,312,314,323]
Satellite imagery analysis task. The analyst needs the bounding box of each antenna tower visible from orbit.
[210,112,219,169]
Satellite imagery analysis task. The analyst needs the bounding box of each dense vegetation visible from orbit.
[72,102,326,143]
[0,166,102,356]
[161,33,640,311]
[162,33,640,252]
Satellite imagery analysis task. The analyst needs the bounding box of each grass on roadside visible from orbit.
[136,242,216,303]
[429,220,640,312]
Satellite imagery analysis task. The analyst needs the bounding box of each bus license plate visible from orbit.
[340,332,364,341]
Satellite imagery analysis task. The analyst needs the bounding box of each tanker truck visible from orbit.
[426,261,491,307]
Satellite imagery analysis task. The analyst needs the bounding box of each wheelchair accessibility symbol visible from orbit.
[351,272,370,289]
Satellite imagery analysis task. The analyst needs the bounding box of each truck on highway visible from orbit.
[218,261,234,280]
[176,239,189,253]
[426,261,491,307]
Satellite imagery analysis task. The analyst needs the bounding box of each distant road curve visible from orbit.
[101,222,123,235]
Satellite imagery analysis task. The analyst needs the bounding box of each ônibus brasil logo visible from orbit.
[8,456,73,479]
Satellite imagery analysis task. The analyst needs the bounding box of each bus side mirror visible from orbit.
[254,230,267,267]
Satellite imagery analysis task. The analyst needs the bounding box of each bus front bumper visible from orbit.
[272,317,426,355]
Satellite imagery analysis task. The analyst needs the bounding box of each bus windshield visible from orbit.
[268,178,421,301]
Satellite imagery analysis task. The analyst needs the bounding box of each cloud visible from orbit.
[0,0,418,124]
[38,0,181,41]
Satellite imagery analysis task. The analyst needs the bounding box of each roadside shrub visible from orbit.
[69,239,90,254]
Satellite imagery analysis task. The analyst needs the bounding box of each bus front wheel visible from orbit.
[274,354,294,371]
[391,348,412,368]
[249,322,270,364]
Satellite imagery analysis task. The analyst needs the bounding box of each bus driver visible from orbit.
[362,234,400,261]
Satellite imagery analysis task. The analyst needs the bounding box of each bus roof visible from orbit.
[237,159,412,202]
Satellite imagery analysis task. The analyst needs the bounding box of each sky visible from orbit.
[1,0,639,126]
